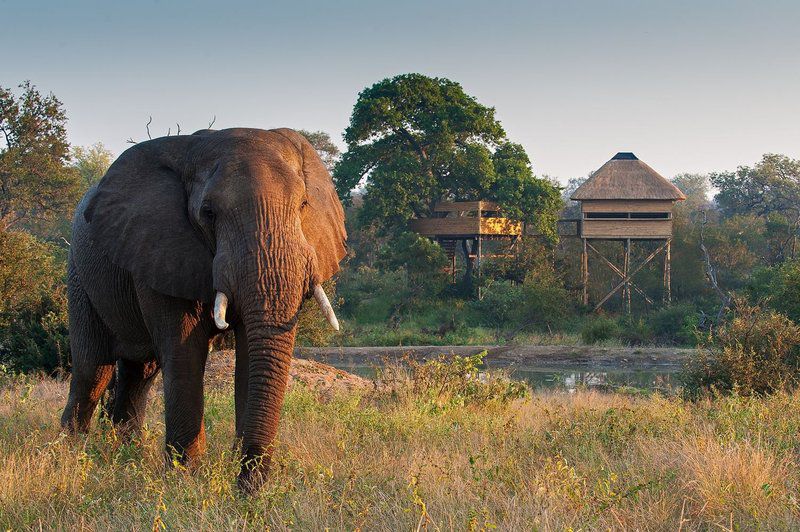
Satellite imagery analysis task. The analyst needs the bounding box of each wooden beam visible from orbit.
[581,238,588,306]
[593,240,669,312]
[586,242,654,305]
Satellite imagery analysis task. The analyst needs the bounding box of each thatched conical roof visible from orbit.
[571,152,686,201]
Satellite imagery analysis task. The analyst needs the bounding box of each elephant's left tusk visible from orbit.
[214,291,229,330]
[313,284,340,331]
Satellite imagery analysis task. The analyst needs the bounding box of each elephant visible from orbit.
[60,127,347,492]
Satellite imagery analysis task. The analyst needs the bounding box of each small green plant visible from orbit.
[378,351,528,409]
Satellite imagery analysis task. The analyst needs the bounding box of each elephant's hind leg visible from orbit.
[109,358,160,438]
[61,266,115,432]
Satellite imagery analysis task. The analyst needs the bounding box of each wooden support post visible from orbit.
[451,245,457,284]
[664,238,672,304]
[586,242,653,305]
[581,238,589,306]
[476,235,483,300]
[593,240,669,312]
[623,239,631,315]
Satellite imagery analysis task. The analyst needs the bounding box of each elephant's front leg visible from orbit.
[138,286,211,467]
[161,329,209,466]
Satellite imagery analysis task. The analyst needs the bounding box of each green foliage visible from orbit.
[648,303,700,345]
[71,142,113,190]
[377,231,448,296]
[711,154,800,264]
[0,230,68,373]
[336,266,410,325]
[581,317,619,345]
[748,259,800,322]
[0,82,81,233]
[470,280,524,330]
[683,301,800,398]
[334,73,562,237]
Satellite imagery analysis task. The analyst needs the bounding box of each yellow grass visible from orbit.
[1,370,799,530]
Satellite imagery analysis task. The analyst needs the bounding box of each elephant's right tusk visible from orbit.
[313,284,340,331]
[214,291,229,330]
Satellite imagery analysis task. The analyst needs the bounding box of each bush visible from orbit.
[580,316,619,345]
[748,260,800,322]
[336,266,410,324]
[378,351,528,410]
[0,230,69,373]
[649,303,700,345]
[682,300,800,398]
[616,317,652,346]
[470,280,525,329]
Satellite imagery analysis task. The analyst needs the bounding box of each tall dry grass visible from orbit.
[1,365,799,530]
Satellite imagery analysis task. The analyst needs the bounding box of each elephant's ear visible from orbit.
[84,136,214,301]
[272,129,347,283]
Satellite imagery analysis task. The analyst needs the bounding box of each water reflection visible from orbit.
[323,359,678,393]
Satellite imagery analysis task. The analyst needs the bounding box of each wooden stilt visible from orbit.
[586,242,653,305]
[581,238,589,306]
[451,246,457,284]
[623,239,631,314]
[593,240,669,312]
[664,238,672,304]
[476,236,483,300]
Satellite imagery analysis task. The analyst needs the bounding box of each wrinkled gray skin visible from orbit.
[60,128,347,492]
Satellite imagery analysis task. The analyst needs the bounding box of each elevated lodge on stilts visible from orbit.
[409,201,522,283]
[571,152,686,312]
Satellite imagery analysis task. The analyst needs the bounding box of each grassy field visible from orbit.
[1,362,800,530]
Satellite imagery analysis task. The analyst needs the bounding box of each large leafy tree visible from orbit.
[0,82,81,232]
[711,154,800,263]
[334,74,562,239]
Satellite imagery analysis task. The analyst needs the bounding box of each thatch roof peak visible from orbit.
[571,153,686,201]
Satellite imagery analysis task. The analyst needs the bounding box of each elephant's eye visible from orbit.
[201,204,215,221]
[300,199,309,209]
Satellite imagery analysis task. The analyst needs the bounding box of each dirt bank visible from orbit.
[294,345,695,371]
[205,350,372,396]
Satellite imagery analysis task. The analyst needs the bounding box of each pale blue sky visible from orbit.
[3,0,799,183]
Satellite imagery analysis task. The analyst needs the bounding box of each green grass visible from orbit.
[2,368,799,529]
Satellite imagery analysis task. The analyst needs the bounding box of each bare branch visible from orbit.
[126,137,137,144]
[146,116,153,140]
[176,123,181,135]
[208,115,216,128]
[166,127,171,136]
[698,210,732,324]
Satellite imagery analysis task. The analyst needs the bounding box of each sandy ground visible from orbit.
[293,345,695,371]
[205,349,372,396]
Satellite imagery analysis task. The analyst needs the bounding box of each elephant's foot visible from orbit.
[165,423,207,470]
[237,445,273,494]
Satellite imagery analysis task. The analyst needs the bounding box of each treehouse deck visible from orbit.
[409,201,522,239]
[410,200,521,287]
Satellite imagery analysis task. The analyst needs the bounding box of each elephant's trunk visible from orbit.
[228,229,309,493]
[237,322,296,492]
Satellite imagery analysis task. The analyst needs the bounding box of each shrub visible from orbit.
[378,351,529,409]
[649,303,700,345]
[0,230,69,373]
[336,266,410,324]
[682,300,800,398]
[580,316,619,345]
[616,317,652,346]
[470,280,525,329]
[748,260,800,322]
